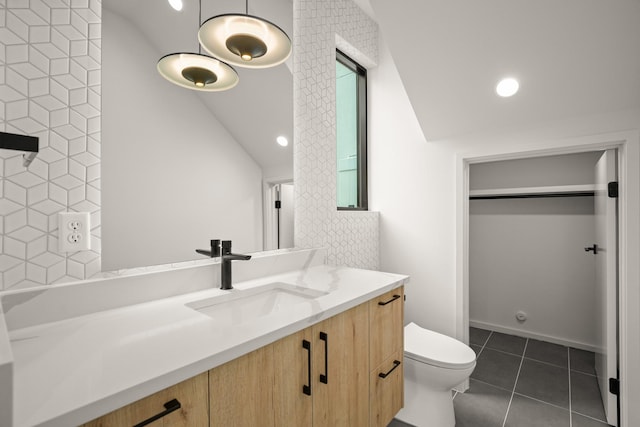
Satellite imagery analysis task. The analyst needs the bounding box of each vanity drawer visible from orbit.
[369,286,404,369]
[82,372,208,427]
[370,351,403,427]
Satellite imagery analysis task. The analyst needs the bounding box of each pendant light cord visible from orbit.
[246,0,248,15]
[198,0,202,54]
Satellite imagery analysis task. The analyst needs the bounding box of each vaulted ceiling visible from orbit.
[105,0,640,157]
[104,0,293,177]
[369,0,640,141]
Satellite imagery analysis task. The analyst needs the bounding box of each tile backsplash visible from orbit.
[293,0,380,269]
[0,0,101,290]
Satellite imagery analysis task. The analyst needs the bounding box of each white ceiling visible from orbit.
[369,0,640,141]
[104,0,293,176]
[104,0,640,156]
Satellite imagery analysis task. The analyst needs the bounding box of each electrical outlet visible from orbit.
[58,212,91,252]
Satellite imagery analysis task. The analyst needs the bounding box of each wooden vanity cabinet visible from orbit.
[83,286,404,427]
[369,287,404,427]
[208,303,369,427]
[209,328,314,427]
[209,344,277,427]
[311,302,370,427]
[272,328,314,426]
[82,372,208,427]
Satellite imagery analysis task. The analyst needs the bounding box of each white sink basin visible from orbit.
[186,282,328,326]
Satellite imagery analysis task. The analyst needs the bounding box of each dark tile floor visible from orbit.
[453,327,613,427]
[388,419,413,427]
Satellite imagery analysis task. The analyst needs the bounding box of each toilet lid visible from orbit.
[404,322,477,369]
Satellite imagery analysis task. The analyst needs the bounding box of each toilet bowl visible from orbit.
[395,322,476,427]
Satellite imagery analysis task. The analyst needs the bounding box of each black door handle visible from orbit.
[302,339,312,396]
[133,398,181,427]
[585,244,598,254]
[378,294,401,306]
[320,332,328,384]
[378,360,401,379]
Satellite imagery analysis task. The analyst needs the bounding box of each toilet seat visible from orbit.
[404,322,476,370]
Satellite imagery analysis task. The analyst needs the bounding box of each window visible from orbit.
[336,50,367,210]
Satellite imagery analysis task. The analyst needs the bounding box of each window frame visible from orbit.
[336,49,368,211]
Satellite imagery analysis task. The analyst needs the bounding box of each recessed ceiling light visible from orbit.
[168,0,183,11]
[276,136,288,147]
[496,78,519,97]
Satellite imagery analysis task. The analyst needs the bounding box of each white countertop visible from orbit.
[5,263,408,427]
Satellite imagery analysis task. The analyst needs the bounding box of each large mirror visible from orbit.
[101,0,294,271]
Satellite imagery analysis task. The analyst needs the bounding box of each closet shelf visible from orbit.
[469,184,596,200]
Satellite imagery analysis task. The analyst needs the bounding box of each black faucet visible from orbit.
[196,239,221,258]
[196,239,251,290]
[220,240,252,290]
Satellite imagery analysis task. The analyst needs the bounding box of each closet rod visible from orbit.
[470,192,594,200]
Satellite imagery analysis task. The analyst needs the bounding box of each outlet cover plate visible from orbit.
[58,212,91,252]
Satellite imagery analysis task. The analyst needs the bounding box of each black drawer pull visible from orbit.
[378,294,401,306]
[378,360,401,379]
[133,398,181,427]
[303,339,312,395]
[320,331,328,384]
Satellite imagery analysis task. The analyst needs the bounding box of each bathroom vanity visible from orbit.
[0,249,408,427]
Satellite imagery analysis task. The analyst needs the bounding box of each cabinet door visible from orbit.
[82,372,208,427]
[273,328,313,426]
[209,346,275,427]
[369,287,404,370]
[312,303,370,427]
[370,351,403,427]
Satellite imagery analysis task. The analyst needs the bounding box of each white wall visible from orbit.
[369,33,640,422]
[469,154,602,348]
[369,33,640,338]
[470,196,597,348]
[101,11,263,270]
[369,37,457,333]
[470,152,602,189]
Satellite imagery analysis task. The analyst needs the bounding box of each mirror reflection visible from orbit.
[101,0,294,271]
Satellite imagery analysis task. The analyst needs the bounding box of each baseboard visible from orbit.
[469,319,599,353]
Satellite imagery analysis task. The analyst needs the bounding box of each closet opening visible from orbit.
[463,149,620,426]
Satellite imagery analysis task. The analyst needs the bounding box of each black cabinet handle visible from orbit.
[320,332,328,384]
[378,294,401,306]
[133,398,181,427]
[378,360,401,379]
[302,339,312,395]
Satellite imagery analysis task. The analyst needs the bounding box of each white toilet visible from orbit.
[396,322,477,427]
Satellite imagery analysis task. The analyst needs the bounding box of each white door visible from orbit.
[594,149,618,426]
[278,183,295,249]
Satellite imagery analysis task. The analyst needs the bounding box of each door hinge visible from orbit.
[275,200,281,209]
[609,377,620,395]
[608,181,619,198]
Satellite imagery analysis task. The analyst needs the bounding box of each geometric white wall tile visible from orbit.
[293,0,379,270]
[1,0,101,290]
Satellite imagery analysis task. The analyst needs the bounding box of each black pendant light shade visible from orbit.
[198,14,291,68]
[182,66,218,86]
[157,53,239,91]
[226,34,268,61]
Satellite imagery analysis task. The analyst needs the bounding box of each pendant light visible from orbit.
[198,0,291,69]
[157,0,238,91]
